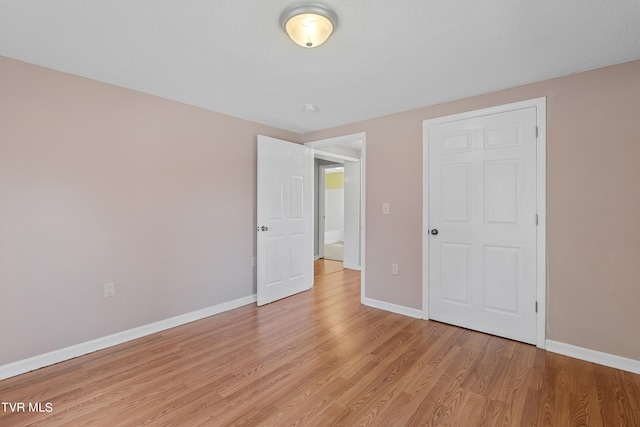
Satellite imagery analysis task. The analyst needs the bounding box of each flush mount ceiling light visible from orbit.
[280,3,338,48]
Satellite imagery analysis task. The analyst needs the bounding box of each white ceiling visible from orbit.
[1,1,639,134]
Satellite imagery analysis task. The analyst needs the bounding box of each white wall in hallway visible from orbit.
[324,168,344,244]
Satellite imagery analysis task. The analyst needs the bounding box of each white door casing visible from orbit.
[257,135,313,306]
[423,98,546,347]
[317,165,327,259]
[343,161,361,270]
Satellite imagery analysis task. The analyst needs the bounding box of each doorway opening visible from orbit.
[322,166,345,261]
[305,133,366,301]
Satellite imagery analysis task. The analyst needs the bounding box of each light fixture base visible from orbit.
[280,3,338,48]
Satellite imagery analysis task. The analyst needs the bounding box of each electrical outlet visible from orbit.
[392,264,399,275]
[382,202,391,215]
[104,282,115,297]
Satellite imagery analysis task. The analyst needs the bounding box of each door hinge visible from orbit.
[535,301,538,313]
[535,126,539,138]
[535,214,539,225]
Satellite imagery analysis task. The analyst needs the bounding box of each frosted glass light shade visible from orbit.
[280,3,338,48]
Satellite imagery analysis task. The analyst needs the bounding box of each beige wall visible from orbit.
[303,60,640,361]
[0,56,299,364]
[2,55,639,367]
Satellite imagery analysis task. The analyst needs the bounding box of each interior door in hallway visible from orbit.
[427,107,538,344]
[257,135,313,306]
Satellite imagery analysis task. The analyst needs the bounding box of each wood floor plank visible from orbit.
[2,259,640,426]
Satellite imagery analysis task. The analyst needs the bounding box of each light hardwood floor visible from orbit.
[1,259,639,426]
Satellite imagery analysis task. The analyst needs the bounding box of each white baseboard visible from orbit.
[546,340,640,375]
[361,297,422,319]
[0,294,257,381]
[343,263,361,271]
[7,295,637,381]
[359,302,640,375]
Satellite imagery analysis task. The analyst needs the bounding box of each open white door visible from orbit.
[257,135,313,306]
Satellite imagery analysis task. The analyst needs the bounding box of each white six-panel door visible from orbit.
[257,135,313,306]
[426,106,539,344]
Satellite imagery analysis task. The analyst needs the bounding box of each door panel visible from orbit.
[289,232,305,278]
[440,242,471,305]
[266,236,284,285]
[484,245,519,313]
[257,135,313,306]
[266,173,283,220]
[484,159,519,224]
[428,107,537,344]
[441,163,471,223]
[290,176,304,218]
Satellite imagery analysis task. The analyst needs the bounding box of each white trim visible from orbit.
[317,163,334,258]
[535,99,547,349]
[343,263,361,271]
[546,340,640,375]
[422,123,430,321]
[422,97,547,349]
[362,297,423,319]
[305,132,366,298]
[0,294,257,381]
[314,149,359,163]
[305,133,364,149]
